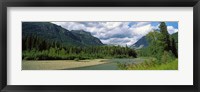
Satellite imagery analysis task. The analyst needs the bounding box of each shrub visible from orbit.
[161,51,174,64]
[117,62,128,70]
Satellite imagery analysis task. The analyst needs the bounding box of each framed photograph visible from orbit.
[0,0,199,92]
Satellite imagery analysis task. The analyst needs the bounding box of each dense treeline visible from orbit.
[22,35,63,51]
[22,35,137,60]
[137,22,178,64]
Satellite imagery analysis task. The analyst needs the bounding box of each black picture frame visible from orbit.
[0,0,200,92]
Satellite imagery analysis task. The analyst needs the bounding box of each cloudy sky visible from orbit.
[52,22,178,46]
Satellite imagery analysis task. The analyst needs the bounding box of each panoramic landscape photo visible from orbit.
[22,21,178,70]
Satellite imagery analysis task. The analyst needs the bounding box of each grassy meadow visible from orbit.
[22,58,178,70]
[24,58,143,70]
[22,59,108,70]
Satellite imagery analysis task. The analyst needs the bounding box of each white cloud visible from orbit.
[52,22,86,31]
[130,24,154,37]
[101,37,137,47]
[51,22,178,46]
[132,22,150,27]
[167,26,178,34]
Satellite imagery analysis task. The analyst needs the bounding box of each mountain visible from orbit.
[130,36,148,49]
[22,22,103,47]
[131,32,178,49]
[71,30,103,46]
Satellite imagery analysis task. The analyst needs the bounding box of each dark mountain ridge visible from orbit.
[71,30,103,46]
[131,32,178,49]
[22,22,103,47]
[130,36,148,49]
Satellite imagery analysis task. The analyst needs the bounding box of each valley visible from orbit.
[22,22,178,70]
[22,58,149,70]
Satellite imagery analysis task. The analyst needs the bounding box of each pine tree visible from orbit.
[159,22,171,51]
[171,38,178,57]
[22,38,26,50]
[26,36,32,50]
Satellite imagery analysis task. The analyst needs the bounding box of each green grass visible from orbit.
[125,59,178,70]
[147,59,178,70]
